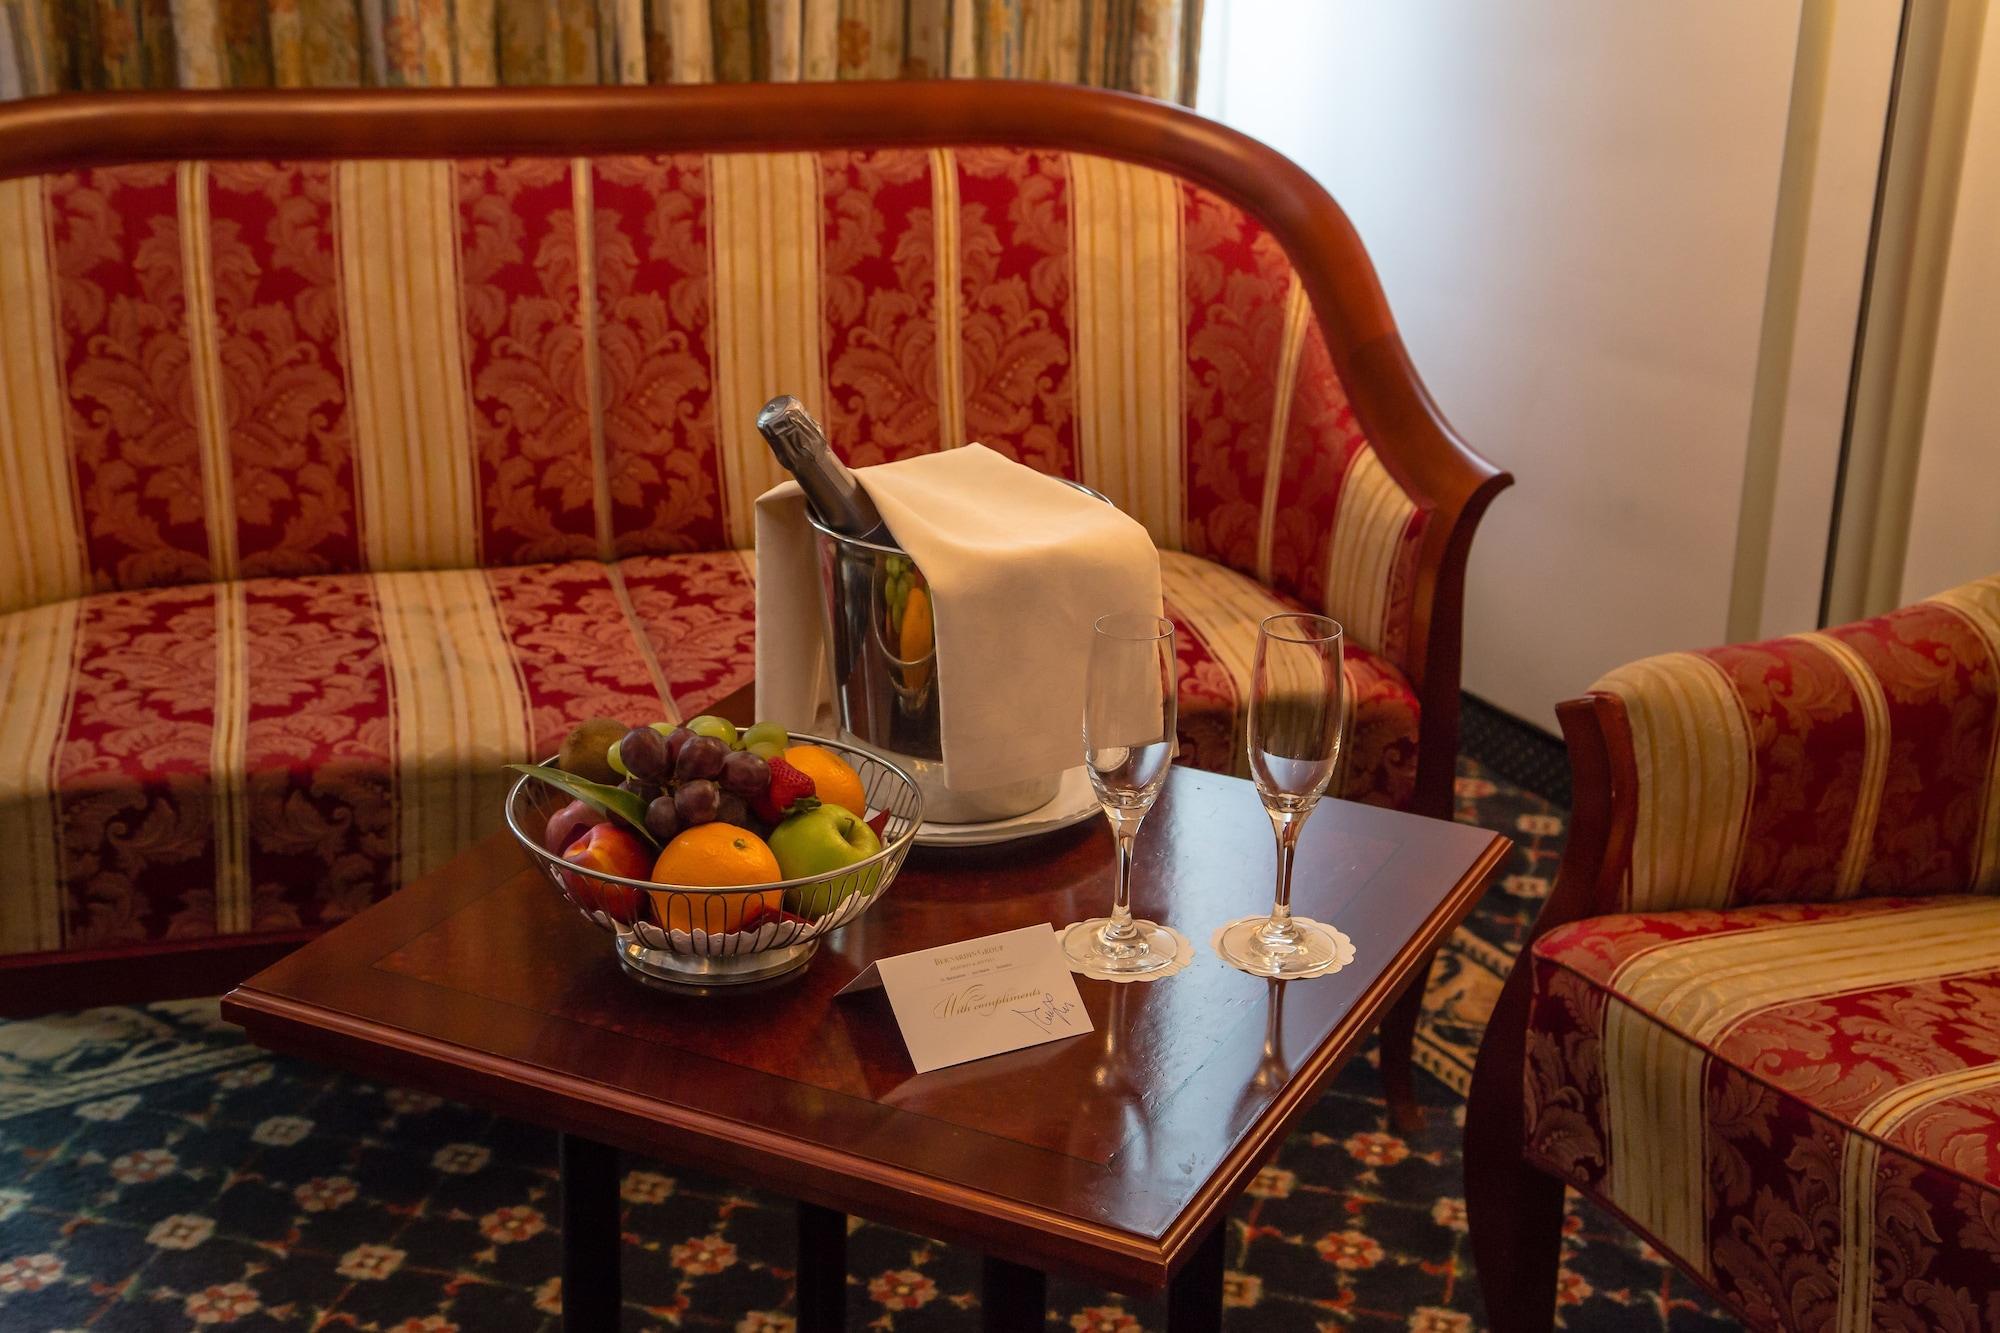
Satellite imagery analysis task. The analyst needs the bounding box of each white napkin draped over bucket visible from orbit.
[754,444,1163,793]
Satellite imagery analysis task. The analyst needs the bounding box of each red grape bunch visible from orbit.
[606,715,791,844]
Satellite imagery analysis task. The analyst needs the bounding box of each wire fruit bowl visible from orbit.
[505,735,924,992]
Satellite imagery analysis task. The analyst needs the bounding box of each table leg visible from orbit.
[796,1202,847,1333]
[980,1255,1047,1333]
[559,1132,621,1333]
[1165,1221,1225,1333]
[1378,946,1436,1134]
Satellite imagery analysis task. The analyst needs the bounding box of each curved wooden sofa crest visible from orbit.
[0,82,1508,1025]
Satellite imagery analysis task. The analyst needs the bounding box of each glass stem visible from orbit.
[1102,821,1140,945]
[1265,810,1304,939]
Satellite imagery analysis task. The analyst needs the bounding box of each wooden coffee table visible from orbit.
[223,766,1506,1332]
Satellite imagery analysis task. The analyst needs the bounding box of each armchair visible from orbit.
[1467,573,2000,1331]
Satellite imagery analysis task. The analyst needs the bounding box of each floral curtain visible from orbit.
[0,1,1203,104]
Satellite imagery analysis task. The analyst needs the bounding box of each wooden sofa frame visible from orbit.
[0,83,1509,1100]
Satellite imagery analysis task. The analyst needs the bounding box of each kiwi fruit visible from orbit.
[556,717,629,784]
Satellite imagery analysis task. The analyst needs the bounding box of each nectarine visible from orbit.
[561,823,650,923]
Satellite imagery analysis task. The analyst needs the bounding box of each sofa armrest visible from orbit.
[1563,573,2000,916]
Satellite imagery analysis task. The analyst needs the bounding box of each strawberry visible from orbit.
[752,755,817,825]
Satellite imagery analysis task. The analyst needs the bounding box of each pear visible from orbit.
[556,717,629,785]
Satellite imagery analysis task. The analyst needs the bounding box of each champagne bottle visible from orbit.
[756,395,887,540]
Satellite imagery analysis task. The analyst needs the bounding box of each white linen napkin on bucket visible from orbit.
[754,444,1163,793]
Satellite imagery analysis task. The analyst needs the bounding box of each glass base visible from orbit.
[1213,915,1346,978]
[1060,917,1178,975]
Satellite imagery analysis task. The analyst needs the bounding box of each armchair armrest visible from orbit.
[1560,573,2000,919]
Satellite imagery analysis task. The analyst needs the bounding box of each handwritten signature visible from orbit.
[1011,991,1079,1034]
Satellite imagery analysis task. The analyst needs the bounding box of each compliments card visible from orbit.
[835,924,1093,1073]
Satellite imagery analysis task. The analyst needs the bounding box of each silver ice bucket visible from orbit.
[808,514,1069,824]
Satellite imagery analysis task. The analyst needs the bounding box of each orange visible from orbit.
[783,744,868,817]
[648,824,783,935]
[899,586,933,690]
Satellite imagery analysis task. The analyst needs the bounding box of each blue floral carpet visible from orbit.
[0,762,1736,1332]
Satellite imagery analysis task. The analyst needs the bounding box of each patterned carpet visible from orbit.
[0,761,1738,1332]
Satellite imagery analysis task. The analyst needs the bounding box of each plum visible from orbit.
[543,798,607,855]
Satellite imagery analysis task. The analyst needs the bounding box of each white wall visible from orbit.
[1902,8,2000,601]
[1200,2,1885,724]
[1755,7,1904,636]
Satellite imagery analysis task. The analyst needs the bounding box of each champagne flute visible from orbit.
[1060,613,1179,975]
[1214,613,1348,978]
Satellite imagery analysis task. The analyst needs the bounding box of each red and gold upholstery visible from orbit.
[1162,552,1418,808]
[0,555,754,954]
[0,154,1426,652]
[0,88,1497,983]
[1591,576,2000,914]
[1525,896,2000,1330]
[1473,573,2000,1333]
[0,547,1421,958]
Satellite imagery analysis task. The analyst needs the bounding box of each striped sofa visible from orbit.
[0,83,1506,1005]
[1467,574,2000,1332]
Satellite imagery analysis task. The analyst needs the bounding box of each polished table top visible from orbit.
[224,766,1508,1291]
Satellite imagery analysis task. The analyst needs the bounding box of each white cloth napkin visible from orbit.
[755,444,1163,792]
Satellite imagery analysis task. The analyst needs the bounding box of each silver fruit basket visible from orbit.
[505,735,923,992]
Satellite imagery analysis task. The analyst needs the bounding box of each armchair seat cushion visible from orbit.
[0,549,1416,960]
[1523,894,2000,1328]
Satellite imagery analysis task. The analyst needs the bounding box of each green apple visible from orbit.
[686,714,739,748]
[771,803,883,909]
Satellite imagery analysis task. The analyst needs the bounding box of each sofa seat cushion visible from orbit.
[0,555,754,957]
[1523,895,2000,1328]
[1161,551,1418,807]
[0,548,1417,959]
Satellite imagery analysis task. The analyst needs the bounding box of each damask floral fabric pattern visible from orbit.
[49,164,216,596]
[821,150,947,466]
[1162,552,1418,808]
[0,546,1405,958]
[12,150,1431,669]
[53,585,221,948]
[1179,185,1298,579]
[204,161,361,580]
[1524,895,2000,1331]
[0,558,756,957]
[1265,322,1368,620]
[1589,574,2000,915]
[458,158,604,567]
[591,153,728,556]
[614,551,759,721]
[238,577,395,933]
[953,147,1079,481]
